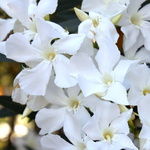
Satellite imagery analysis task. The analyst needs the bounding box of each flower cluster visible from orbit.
[1,0,150,149]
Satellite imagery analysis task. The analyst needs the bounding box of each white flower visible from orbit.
[83,101,137,150]
[118,0,150,51]
[5,18,85,95]
[12,69,53,111]
[77,11,119,47]
[0,18,15,41]
[81,0,130,19]
[35,85,90,134]
[74,8,119,57]
[78,38,135,105]
[138,95,150,150]
[128,64,150,106]
[40,113,89,150]
[124,44,150,64]
[0,0,58,41]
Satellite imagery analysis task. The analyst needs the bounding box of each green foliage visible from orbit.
[0,96,36,119]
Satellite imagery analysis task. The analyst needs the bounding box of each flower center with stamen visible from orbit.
[92,18,100,27]
[103,128,114,142]
[68,99,80,110]
[76,142,86,150]
[29,20,37,33]
[131,13,142,26]
[43,48,56,61]
[47,52,56,61]
[102,73,113,86]
[143,87,150,96]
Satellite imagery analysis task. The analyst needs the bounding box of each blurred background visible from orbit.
[0,62,41,150]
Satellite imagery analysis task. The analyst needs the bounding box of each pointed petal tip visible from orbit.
[22,107,32,119]
[74,7,90,22]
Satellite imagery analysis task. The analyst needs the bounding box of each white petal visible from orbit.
[78,74,105,97]
[83,95,100,113]
[142,139,150,149]
[121,24,140,51]
[113,134,138,150]
[81,0,104,14]
[41,134,74,150]
[53,55,77,88]
[44,75,68,106]
[78,19,94,39]
[104,2,128,18]
[48,21,68,37]
[36,0,58,18]
[12,88,28,105]
[74,106,91,127]
[95,38,120,73]
[86,140,109,150]
[110,109,132,135]
[6,33,42,67]
[139,4,150,20]
[19,61,52,96]
[135,47,150,63]
[97,17,119,43]
[69,52,100,80]
[36,18,66,45]
[64,113,82,144]
[78,36,95,56]
[0,0,14,17]
[27,95,49,111]
[95,101,120,127]
[138,95,150,121]
[117,9,131,26]
[12,71,28,104]
[0,41,6,55]
[128,64,150,89]
[124,35,144,59]
[53,33,85,55]
[67,85,81,98]
[113,59,136,82]
[127,0,143,15]
[128,87,143,105]
[140,22,150,50]
[0,18,15,41]
[35,107,66,134]
[7,0,31,27]
[83,115,103,140]
[139,123,150,140]
[103,82,129,105]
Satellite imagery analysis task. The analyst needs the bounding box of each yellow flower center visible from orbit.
[46,52,56,61]
[68,99,80,110]
[143,88,150,96]
[102,73,113,86]
[43,47,56,61]
[103,128,114,142]
[92,18,100,27]
[76,142,86,150]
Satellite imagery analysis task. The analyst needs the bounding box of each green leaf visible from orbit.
[0,108,16,118]
[0,96,25,114]
[50,0,82,33]
[0,96,37,120]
